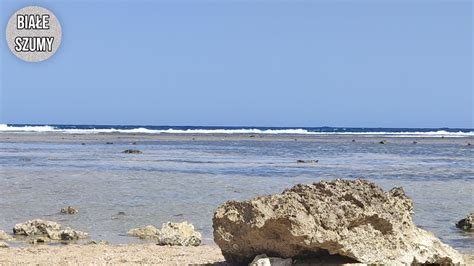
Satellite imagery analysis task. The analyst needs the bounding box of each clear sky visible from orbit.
[0,0,472,128]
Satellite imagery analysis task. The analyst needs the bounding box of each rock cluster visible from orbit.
[13,219,88,242]
[213,179,464,264]
[128,221,201,246]
[456,213,473,232]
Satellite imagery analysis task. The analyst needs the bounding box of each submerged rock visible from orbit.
[128,222,201,246]
[296,160,318,164]
[0,230,13,241]
[60,206,78,214]
[86,240,109,245]
[112,211,127,220]
[212,179,464,264]
[456,213,473,232]
[122,149,142,154]
[13,219,88,242]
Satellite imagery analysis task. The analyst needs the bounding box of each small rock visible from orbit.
[156,221,201,246]
[379,140,387,144]
[128,222,201,246]
[250,254,292,266]
[128,225,159,239]
[456,213,473,232]
[60,206,78,215]
[61,227,88,240]
[0,230,13,241]
[122,149,142,154]
[81,143,86,145]
[467,143,471,146]
[413,141,418,144]
[130,142,137,145]
[296,159,318,164]
[13,219,62,238]
[0,241,9,248]
[13,219,87,241]
[352,139,356,142]
[106,142,113,144]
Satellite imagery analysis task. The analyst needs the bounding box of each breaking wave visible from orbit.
[0,124,472,137]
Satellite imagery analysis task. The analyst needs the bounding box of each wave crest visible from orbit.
[0,124,472,137]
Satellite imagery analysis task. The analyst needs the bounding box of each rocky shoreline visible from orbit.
[0,179,472,265]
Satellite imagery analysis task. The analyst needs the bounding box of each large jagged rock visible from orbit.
[13,219,88,241]
[213,179,464,264]
[456,213,473,232]
[128,221,201,246]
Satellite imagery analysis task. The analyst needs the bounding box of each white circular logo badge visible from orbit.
[5,6,62,62]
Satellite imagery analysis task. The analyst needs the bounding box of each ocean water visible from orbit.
[1,124,473,137]
[0,125,473,253]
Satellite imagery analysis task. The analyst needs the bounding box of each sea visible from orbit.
[0,124,473,253]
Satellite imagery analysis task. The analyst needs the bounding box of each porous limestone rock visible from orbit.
[156,221,201,246]
[13,219,62,239]
[213,179,464,264]
[13,219,88,242]
[128,222,201,246]
[127,225,159,239]
[60,227,88,240]
[456,213,473,232]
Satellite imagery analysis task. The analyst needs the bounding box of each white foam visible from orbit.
[0,124,472,137]
[0,124,56,132]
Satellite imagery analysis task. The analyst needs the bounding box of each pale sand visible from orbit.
[0,244,473,265]
[0,244,226,265]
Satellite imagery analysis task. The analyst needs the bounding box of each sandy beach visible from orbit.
[0,243,225,265]
[1,132,472,264]
[0,243,473,265]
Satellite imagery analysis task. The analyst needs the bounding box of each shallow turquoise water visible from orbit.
[0,136,472,253]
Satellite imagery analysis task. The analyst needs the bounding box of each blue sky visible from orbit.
[0,0,472,128]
